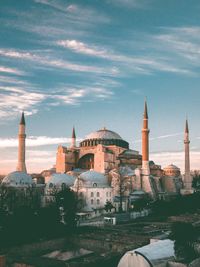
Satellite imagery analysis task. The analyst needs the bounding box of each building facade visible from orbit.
[56,127,142,174]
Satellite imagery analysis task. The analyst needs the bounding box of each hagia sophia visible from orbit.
[0,101,194,213]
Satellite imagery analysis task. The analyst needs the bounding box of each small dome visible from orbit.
[86,128,122,140]
[2,171,33,187]
[47,173,75,187]
[79,170,109,187]
[164,164,179,170]
[163,164,180,177]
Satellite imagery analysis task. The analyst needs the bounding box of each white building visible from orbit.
[73,170,113,212]
[44,173,76,204]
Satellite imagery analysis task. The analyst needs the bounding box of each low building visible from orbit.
[118,239,175,267]
[44,173,76,204]
[0,171,44,211]
[73,170,113,212]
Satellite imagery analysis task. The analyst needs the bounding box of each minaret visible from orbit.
[142,100,150,173]
[71,126,76,148]
[16,112,27,173]
[141,100,153,195]
[184,119,192,190]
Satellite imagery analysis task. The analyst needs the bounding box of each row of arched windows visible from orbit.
[80,139,129,149]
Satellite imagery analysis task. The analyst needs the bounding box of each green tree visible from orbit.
[170,222,198,263]
[192,172,200,190]
[104,201,114,212]
[55,187,77,228]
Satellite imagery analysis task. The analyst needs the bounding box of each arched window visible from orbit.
[49,183,53,188]
[97,192,100,197]
[91,192,94,197]
[97,199,100,205]
[78,153,94,170]
[93,183,97,187]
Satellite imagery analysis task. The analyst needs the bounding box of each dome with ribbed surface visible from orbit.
[2,171,33,187]
[80,128,129,149]
[86,128,122,140]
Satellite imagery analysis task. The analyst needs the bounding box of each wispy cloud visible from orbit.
[0,136,83,148]
[151,150,200,171]
[34,0,110,24]
[0,86,45,119]
[0,49,118,76]
[0,66,25,75]
[134,132,182,143]
[57,39,193,75]
[0,81,115,120]
[154,26,200,68]
[156,133,182,139]
[0,75,28,85]
[0,148,56,174]
[54,86,114,105]
[107,0,148,8]
[57,40,108,57]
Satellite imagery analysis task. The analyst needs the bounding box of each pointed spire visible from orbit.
[185,119,189,133]
[144,99,148,119]
[72,126,76,139]
[20,112,25,125]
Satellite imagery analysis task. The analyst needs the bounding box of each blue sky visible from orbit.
[0,0,200,173]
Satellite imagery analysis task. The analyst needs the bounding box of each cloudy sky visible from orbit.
[1,0,200,174]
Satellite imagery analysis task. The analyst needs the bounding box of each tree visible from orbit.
[0,185,42,213]
[104,201,114,212]
[170,222,198,263]
[55,187,78,228]
[192,171,200,190]
[132,195,150,211]
[110,167,132,213]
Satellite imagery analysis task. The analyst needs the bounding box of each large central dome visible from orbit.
[80,127,129,149]
[86,128,122,140]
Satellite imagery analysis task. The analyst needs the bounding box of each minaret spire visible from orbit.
[185,118,189,133]
[141,99,153,195]
[17,112,27,173]
[183,118,192,191]
[144,99,148,119]
[71,126,76,148]
[142,100,150,170]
